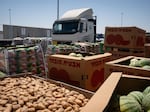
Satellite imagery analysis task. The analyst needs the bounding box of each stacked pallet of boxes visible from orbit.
[46,53,112,92]
[0,45,46,77]
[104,26,146,59]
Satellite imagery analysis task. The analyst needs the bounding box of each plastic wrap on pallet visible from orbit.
[0,45,47,77]
[0,48,7,77]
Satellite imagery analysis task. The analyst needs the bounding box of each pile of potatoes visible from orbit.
[0,76,90,112]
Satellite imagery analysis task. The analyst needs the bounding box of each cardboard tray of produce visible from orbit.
[0,72,94,111]
[81,72,150,112]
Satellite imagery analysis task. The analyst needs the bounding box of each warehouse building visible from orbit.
[3,24,51,39]
[0,31,3,39]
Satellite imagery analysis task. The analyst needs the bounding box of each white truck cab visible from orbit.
[52,8,96,44]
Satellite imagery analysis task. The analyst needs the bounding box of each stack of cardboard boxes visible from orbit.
[104,26,146,59]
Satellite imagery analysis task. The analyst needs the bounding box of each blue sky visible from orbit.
[0,0,150,33]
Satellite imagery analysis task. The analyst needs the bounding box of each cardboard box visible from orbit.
[104,26,146,49]
[105,56,150,80]
[109,50,144,60]
[47,53,112,91]
[81,72,150,112]
[144,43,150,58]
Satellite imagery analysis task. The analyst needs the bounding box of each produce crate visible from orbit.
[144,43,150,58]
[46,53,112,91]
[0,73,94,111]
[105,56,150,80]
[104,26,146,49]
[81,72,150,112]
[106,47,144,60]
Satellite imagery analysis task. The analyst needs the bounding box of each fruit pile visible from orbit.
[46,42,101,55]
[112,86,150,112]
[7,45,46,76]
[129,58,150,69]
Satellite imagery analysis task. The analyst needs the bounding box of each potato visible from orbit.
[0,76,90,112]
[61,101,70,109]
[0,106,4,111]
[64,106,73,112]
[12,104,21,110]
[77,94,85,100]
[18,99,24,106]
[34,103,45,110]
[48,104,58,111]
[55,108,64,112]
[75,99,82,106]
[0,99,8,105]
[52,91,64,98]
[26,102,34,108]
[27,107,35,112]
[4,104,12,112]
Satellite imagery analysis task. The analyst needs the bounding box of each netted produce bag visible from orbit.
[0,48,7,77]
[6,45,47,77]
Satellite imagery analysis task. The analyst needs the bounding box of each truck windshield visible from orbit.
[53,20,79,34]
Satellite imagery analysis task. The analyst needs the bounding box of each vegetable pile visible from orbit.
[112,86,150,112]
[0,76,90,112]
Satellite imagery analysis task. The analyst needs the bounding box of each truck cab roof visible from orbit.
[60,8,93,20]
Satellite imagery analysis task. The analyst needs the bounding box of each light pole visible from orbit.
[8,8,12,39]
[121,12,124,26]
[9,8,11,25]
[57,0,59,20]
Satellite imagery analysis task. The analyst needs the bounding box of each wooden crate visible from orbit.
[81,72,150,112]
[144,43,150,58]
[105,46,144,60]
[105,56,150,80]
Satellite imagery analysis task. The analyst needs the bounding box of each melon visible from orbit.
[142,65,150,70]
[143,86,150,95]
[76,53,83,57]
[139,59,150,67]
[129,58,141,67]
[142,93,150,111]
[69,53,76,57]
[119,95,142,112]
[127,91,144,104]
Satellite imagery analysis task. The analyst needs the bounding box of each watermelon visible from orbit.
[127,91,144,104]
[142,65,150,70]
[76,53,83,57]
[143,86,150,95]
[139,59,150,67]
[119,95,142,112]
[129,58,141,67]
[69,53,77,57]
[142,93,150,111]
